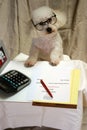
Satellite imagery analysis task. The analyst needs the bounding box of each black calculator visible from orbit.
[0,70,31,93]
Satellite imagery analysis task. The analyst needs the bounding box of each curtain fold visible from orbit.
[69,0,87,62]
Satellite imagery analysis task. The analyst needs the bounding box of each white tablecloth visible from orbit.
[0,53,87,130]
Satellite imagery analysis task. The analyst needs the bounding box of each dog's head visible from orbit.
[31,6,66,36]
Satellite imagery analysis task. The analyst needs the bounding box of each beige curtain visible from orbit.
[0,0,87,62]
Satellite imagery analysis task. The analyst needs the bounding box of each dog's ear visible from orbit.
[53,10,66,28]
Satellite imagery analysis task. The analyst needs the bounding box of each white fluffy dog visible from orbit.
[25,6,66,67]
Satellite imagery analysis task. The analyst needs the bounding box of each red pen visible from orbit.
[40,79,53,98]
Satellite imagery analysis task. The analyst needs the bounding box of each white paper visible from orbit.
[29,61,75,103]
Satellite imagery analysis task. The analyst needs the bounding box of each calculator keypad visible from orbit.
[0,70,31,93]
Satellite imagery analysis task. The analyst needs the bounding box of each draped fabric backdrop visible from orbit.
[0,0,87,62]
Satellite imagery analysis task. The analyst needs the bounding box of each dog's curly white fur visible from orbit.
[25,6,66,67]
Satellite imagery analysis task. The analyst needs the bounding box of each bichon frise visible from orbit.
[25,6,66,67]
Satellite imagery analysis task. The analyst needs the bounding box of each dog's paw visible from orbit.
[24,59,37,67]
[50,60,59,66]
[50,55,63,66]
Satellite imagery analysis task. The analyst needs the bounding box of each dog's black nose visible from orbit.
[46,27,52,33]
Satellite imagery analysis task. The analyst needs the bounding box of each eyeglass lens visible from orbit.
[35,14,57,31]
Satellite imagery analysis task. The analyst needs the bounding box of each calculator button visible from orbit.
[23,79,29,82]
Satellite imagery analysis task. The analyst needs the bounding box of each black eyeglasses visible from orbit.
[32,13,57,31]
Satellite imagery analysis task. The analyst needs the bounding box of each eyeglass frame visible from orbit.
[31,13,57,31]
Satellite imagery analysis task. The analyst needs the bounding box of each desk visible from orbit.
[0,96,82,130]
[0,53,87,130]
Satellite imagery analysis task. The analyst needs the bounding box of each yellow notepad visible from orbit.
[70,69,81,105]
[32,69,81,109]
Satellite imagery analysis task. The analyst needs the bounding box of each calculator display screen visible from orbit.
[0,47,7,68]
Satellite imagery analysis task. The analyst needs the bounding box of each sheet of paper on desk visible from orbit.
[25,61,72,99]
